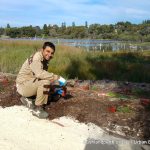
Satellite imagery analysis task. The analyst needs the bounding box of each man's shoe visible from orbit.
[31,106,49,119]
[20,96,35,109]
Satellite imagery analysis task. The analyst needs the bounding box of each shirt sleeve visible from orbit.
[30,60,54,80]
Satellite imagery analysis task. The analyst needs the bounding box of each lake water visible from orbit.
[2,38,150,51]
[52,39,150,51]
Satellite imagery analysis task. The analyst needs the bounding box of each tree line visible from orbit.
[0,20,150,42]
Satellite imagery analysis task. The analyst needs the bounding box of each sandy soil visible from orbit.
[0,106,148,150]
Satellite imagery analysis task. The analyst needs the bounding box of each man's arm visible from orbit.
[30,60,58,81]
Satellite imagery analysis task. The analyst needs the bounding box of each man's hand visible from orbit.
[53,75,60,81]
[52,75,66,86]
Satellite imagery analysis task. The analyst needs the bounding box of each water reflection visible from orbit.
[53,39,150,51]
[1,38,150,51]
[60,40,149,51]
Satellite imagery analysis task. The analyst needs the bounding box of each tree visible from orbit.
[43,24,49,36]
[6,28,21,38]
[139,26,150,37]
[49,24,59,37]
[0,27,4,35]
[142,20,150,24]
[7,23,10,28]
[85,21,88,28]
[34,26,42,36]
[72,22,75,27]
[21,26,36,37]
[61,22,66,28]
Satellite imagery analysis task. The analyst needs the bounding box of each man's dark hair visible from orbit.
[42,42,55,52]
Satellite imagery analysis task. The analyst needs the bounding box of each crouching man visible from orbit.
[16,41,63,119]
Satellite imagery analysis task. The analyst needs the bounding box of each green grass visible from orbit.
[0,40,150,83]
[91,85,98,91]
[117,106,132,113]
[106,92,130,99]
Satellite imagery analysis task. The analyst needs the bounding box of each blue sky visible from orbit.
[0,0,150,27]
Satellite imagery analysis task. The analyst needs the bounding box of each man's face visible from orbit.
[42,46,54,61]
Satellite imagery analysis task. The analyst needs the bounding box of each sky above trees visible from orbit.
[0,0,150,27]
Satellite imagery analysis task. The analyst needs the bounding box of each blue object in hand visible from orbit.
[57,89,63,95]
[59,81,65,86]
[58,77,66,86]
[54,88,63,95]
